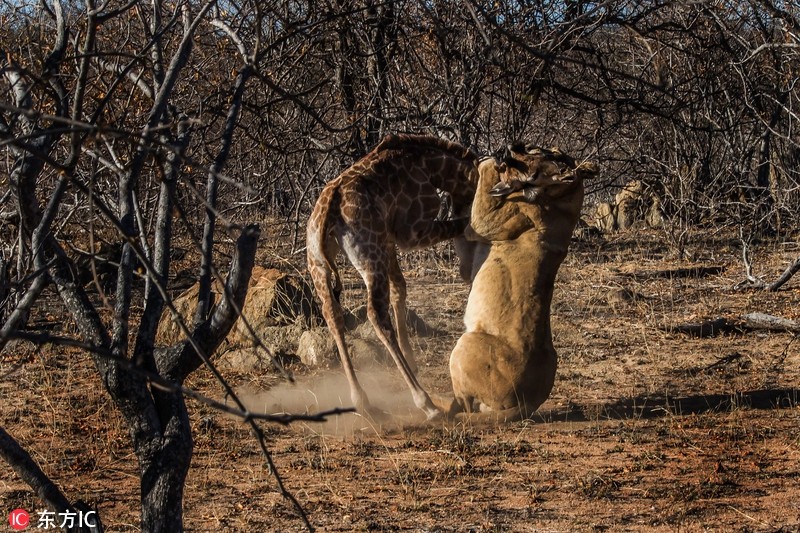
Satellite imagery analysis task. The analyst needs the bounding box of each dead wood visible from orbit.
[665,312,800,337]
[597,388,800,420]
[766,255,800,292]
[156,266,319,347]
[0,426,103,532]
[0,257,8,324]
[703,352,745,372]
[740,312,800,334]
[735,241,799,291]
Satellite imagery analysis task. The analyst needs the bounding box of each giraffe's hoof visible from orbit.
[424,406,444,421]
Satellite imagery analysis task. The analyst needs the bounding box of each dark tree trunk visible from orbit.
[138,393,192,533]
[364,0,394,148]
[44,225,258,533]
[0,256,8,324]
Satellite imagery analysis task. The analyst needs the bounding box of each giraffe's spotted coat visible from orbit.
[306,134,479,419]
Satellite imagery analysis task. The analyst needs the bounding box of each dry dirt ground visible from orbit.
[2,230,800,532]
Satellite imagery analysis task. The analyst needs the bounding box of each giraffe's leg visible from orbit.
[400,217,475,282]
[307,241,375,416]
[387,253,417,374]
[361,250,441,420]
[452,234,477,282]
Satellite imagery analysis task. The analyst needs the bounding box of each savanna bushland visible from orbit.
[1,1,798,531]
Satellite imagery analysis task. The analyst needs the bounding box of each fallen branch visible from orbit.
[766,255,800,292]
[703,352,744,372]
[627,265,726,282]
[664,313,800,337]
[735,251,800,292]
[735,235,765,290]
[741,312,800,334]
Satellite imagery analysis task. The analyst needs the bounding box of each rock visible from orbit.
[219,321,305,369]
[646,197,664,228]
[297,328,337,368]
[228,267,320,342]
[614,180,645,204]
[218,347,272,372]
[157,266,320,347]
[347,304,436,337]
[349,337,391,368]
[615,180,646,231]
[595,202,617,232]
[297,322,396,369]
[352,321,391,365]
[296,304,433,369]
[573,219,604,242]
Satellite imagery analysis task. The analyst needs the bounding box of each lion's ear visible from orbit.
[575,162,599,179]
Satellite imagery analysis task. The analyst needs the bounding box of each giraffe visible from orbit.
[306,134,479,420]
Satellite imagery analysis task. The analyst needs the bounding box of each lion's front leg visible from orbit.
[469,160,533,242]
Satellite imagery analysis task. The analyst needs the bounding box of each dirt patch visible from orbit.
[2,231,800,531]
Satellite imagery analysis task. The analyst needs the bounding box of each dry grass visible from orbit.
[2,229,800,531]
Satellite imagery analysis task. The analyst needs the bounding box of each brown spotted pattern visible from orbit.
[306,134,479,420]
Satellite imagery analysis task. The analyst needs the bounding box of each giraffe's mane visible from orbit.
[372,134,479,164]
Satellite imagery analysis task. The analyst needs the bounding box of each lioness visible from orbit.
[447,144,597,421]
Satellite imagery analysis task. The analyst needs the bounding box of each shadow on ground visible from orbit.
[535,388,800,423]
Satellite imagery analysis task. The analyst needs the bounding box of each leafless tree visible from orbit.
[0,1,347,531]
[2,0,799,530]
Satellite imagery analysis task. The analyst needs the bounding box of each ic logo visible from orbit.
[8,509,29,530]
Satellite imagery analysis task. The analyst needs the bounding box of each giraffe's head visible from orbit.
[489,144,597,202]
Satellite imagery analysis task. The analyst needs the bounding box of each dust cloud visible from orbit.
[238,370,425,435]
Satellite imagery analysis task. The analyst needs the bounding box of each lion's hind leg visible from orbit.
[449,331,522,413]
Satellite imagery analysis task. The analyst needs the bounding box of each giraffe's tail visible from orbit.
[306,188,342,305]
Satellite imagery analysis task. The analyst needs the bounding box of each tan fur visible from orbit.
[447,147,597,423]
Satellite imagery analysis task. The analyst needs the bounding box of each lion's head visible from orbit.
[490,144,598,202]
